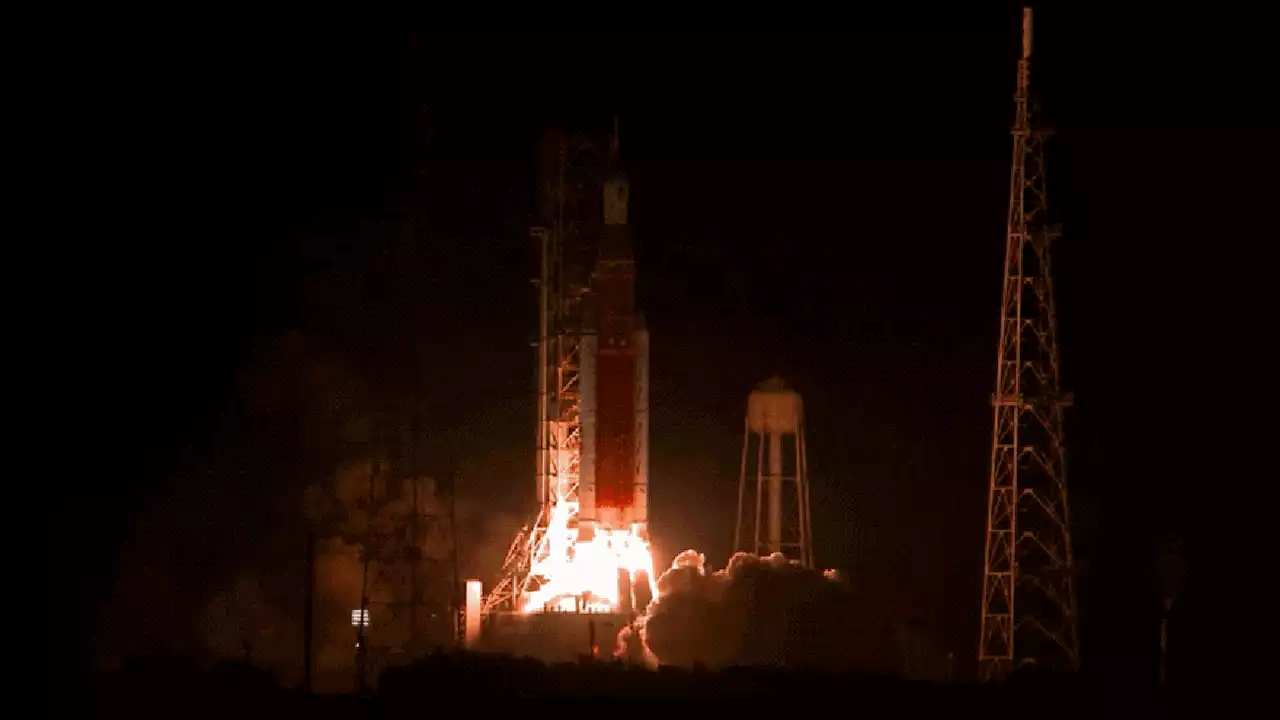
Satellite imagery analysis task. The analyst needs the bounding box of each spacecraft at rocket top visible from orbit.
[578,124,649,535]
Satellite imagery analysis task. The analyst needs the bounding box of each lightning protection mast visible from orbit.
[978,6,1080,681]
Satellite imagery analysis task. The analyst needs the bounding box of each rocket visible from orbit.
[578,124,648,537]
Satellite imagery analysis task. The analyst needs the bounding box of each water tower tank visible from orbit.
[746,377,804,435]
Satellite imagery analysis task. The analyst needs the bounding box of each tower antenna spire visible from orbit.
[1022,5,1033,59]
[977,6,1080,681]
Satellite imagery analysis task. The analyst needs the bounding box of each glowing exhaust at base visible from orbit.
[520,498,657,614]
[518,124,657,617]
[482,124,658,624]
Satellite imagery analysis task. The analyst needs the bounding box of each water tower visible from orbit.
[735,377,813,567]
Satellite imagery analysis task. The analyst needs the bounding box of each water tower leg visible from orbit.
[735,417,749,552]
[754,432,765,554]
[768,431,783,555]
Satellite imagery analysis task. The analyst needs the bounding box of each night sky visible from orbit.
[77,10,1266,684]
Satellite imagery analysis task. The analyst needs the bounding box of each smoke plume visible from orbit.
[617,550,895,675]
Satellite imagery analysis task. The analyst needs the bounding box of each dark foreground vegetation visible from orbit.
[91,651,1167,714]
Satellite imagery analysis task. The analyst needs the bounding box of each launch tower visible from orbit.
[735,378,813,568]
[977,7,1080,680]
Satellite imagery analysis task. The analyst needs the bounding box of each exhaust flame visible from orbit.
[521,496,658,614]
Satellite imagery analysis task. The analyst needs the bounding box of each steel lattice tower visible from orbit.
[483,130,604,614]
[978,7,1080,680]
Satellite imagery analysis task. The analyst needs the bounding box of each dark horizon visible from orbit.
[76,11,1262,687]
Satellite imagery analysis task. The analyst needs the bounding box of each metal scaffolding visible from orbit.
[484,131,605,614]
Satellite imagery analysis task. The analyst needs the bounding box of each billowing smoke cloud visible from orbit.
[453,503,525,585]
[617,550,896,675]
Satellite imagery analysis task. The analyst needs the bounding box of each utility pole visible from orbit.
[447,469,461,646]
[304,528,315,692]
[1157,536,1186,686]
[355,457,377,694]
[978,6,1080,681]
[409,414,420,654]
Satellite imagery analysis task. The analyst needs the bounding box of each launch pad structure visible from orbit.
[480,122,653,629]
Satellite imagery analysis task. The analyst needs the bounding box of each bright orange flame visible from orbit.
[521,497,658,614]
